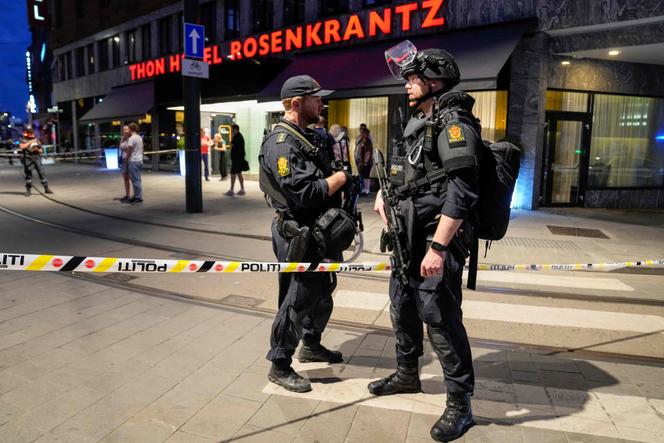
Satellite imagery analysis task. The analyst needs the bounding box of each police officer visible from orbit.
[259,75,351,393]
[19,129,53,197]
[369,44,481,441]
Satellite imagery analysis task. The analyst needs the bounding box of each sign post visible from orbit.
[182,1,203,213]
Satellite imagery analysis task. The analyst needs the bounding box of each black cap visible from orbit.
[280,75,334,100]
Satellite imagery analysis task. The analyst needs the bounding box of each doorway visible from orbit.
[541,112,592,206]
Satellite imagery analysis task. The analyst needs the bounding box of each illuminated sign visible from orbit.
[25,51,33,93]
[129,0,446,81]
[28,0,49,27]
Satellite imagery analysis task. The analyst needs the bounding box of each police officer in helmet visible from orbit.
[259,75,352,393]
[19,128,53,197]
[369,42,481,441]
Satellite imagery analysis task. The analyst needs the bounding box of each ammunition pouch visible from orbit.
[312,207,357,257]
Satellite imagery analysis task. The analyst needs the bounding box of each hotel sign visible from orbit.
[28,0,49,27]
[129,0,446,81]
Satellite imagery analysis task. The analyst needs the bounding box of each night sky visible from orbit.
[0,3,31,120]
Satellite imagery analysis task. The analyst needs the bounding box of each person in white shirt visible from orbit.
[126,122,144,203]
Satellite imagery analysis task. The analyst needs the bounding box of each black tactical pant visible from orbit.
[22,155,48,190]
[389,210,474,395]
[267,219,336,366]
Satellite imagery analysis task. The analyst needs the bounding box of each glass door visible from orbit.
[542,112,592,206]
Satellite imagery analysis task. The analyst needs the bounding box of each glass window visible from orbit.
[86,43,94,74]
[467,90,508,142]
[159,16,172,55]
[321,0,349,17]
[75,47,85,77]
[200,1,217,43]
[546,90,589,112]
[141,24,152,60]
[327,97,389,176]
[225,0,240,40]
[126,29,137,64]
[98,40,109,71]
[57,55,65,81]
[589,94,664,188]
[284,0,305,26]
[111,35,120,68]
[253,0,274,32]
[64,52,72,80]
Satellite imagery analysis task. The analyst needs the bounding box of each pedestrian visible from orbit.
[259,75,352,393]
[19,128,53,197]
[213,132,228,180]
[126,122,144,203]
[355,126,374,195]
[225,124,247,196]
[329,124,351,169]
[119,125,132,203]
[200,128,212,182]
[369,42,481,442]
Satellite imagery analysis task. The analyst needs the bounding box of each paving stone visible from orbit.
[294,400,358,443]
[532,355,580,374]
[635,381,664,400]
[575,360,620,383]
[0,379,68,411]
[231,423,294,443]
[512,370,543,385]
[345,405,410,442]
[0,399,24,426]
[541,370,589,390]
[507,351,538,373]
[0,422,44,443]
[618,363,664,384]
[180,393,261,440]
[565,430,627,442]
[520,426,568,443]
[248,394,319,435]
[164,431,218,443]
[464,422,524,442]
[224,364,273,403]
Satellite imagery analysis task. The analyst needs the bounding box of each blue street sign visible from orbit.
[184,23,205,59]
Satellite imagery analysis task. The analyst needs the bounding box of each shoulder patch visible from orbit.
[277,156,290,177]
[446,124,466,148]
[276,132,287,144]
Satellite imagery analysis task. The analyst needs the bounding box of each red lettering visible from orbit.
[285,27,302,50]
[243,37,258,57]
[155,58,165,75]
[270,30,283,53]
[229,40,242,60]
[422,0,445,28]
[324,19,341,44]
[343,15,365,41]
[258,34,270,56]
[169,54,181,72]
[212,45,222,64]
[204,47,212,63]
[306,22,322,47]
[129,64,137,80]
[136,62,146,79]
[145,60,155,77]
[395,2,418,31]
[369,8,392,36]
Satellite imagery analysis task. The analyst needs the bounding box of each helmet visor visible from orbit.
[384,40,417,80]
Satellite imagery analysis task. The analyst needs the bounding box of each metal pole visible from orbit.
[183,0,203,213]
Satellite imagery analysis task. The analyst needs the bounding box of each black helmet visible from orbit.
[400,49,460,88]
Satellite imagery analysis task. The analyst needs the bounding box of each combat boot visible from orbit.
[44,186,53,194]
[24,187,31,197]
[367,365,421,396]
[298,344,343,363]
[430,392,474,442]
[267,365,312,393]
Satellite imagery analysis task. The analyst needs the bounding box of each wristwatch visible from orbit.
[430,241,448,253]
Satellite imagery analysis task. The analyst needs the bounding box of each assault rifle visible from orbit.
[374,148,409,285]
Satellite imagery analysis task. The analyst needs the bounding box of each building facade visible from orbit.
[48,0,664,209]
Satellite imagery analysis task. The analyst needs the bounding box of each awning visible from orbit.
[258,22,530,101]
[80,81,154,122]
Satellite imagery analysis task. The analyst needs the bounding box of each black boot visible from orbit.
[430,393,474,442]
[267,365,312,393]
[24,187,31,197]
[44,186,53,194]
[298,344,343,363]
[367,365,421,396]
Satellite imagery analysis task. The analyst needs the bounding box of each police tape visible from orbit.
[1,253,663,274]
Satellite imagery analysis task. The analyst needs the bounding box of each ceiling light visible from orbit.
[561,60,571,66]
[608,50,621,56]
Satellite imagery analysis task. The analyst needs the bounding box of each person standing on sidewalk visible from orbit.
[259,75,351,393]
[126,123,144,203]
[225,124,247,196]
[368,43,480,442]
[119,125,132,203]
[200,128,212,182]
[19,128,53,197]
[213,133,228,181]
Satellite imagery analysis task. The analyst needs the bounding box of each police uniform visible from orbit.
[21,137,51,196]
[389,90,480,393]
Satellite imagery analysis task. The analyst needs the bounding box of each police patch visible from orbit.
[276,132,287,143]
[277,156,290,177]
[447,124,466,148]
